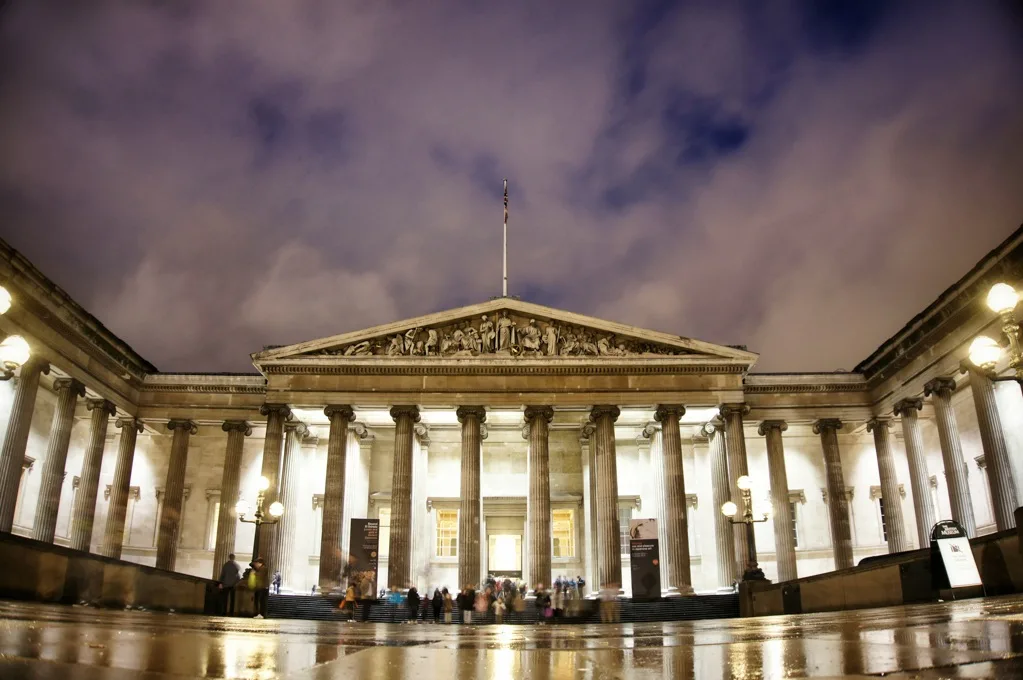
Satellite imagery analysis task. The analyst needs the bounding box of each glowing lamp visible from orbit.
[969,336,1002,370]
[721,501,738,518]
[268,501,284,518]
[235,500,250,517]
[736,475,752,491]
[258,476,271,492]
[0,286,11,315]
[0,335,30,371]
[987,283,1019,315]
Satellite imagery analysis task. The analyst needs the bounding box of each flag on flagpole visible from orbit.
[503,179,508,224]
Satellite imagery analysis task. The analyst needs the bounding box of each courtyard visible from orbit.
[2,595,1023,678]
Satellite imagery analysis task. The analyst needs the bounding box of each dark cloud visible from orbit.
[0,1,1021,372]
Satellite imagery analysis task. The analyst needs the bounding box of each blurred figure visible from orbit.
[443,588,454,623]
[341,583,357,622]
[431,588,443,623]
[407,585,421,624]
[217,553,241,616]
[248,557,269,619]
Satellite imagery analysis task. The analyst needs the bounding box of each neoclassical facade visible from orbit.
[1,226,1023,596]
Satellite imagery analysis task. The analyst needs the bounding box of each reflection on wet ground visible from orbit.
[2,595,1023,678]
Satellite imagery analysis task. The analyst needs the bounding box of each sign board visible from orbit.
[350,518,380,598]
[629,518,661,601]
[930,520,982,589]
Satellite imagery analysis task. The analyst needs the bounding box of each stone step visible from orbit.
[267,594,739,624]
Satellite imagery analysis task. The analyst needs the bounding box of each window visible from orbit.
[378,507,391,557]
[552,509,575,559]
[436,509,458,558]
[878,497,889,543]
[789,502,799,548]
[619,507,633,555]
[206,501,221,551]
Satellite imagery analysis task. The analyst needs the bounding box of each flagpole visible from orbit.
[503,178,508,297]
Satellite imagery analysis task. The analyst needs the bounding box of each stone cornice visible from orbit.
[260,362,747,376]
[141,374,266,394]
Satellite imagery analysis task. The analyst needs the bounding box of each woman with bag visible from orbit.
[442,588,453,623]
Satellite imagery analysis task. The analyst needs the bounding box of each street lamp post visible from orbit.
[236,476,284,560]
[969,282,1023,385]
[0,284,30,381]
[721,475,769,581]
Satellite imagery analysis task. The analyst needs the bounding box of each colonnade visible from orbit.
[0,364,1018,589]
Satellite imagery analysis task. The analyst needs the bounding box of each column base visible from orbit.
[663,585,695,597]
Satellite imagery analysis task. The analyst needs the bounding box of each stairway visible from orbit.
[267,594,739,624]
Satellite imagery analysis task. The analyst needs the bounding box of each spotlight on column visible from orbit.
[721,501,738,517]
[0,334,30,381]
[0,285,11,315]
[268,501,284,518]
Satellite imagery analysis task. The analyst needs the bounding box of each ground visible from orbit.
[2,596,1023,678]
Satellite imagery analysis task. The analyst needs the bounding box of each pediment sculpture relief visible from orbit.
[312,311,691,358]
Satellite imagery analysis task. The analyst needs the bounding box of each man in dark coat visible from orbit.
[407,586,421,623]
[217,553,242,616]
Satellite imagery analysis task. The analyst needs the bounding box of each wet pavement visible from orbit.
[2,596,1023,678]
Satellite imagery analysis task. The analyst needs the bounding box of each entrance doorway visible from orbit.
[488,533,522,579]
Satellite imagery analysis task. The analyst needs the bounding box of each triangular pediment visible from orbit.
[252,299,758,368]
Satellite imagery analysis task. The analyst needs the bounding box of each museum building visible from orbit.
[1,226,1022,596]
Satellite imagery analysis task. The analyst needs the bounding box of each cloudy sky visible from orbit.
[1,1,1022,373]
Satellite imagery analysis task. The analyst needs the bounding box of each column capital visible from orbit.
[812,418,843,435]
[22,356,51,376]
[893,398,923,418]
[524,405,554,424]
[703,417,725,436]
[480,423,489,440]
[456,405,487,423]
[283,421,308,437]
[414,422,430,444]
[640,422,659,440]
[589,405,620,422]
[53,377,86,398]
[259,403,292,420]
[865,417,891,433]
[923,376,957,398]
[324,405,356,422]
[352,422,375,440]
[580,422,596,441]
[389,405,421,423]
[654,405,685,423]
[86,399,116,417]
[116,417,144,433]
[222,420,252,436]
[167,419,198,435]
[718,403,750,418]
[757,419,788,436]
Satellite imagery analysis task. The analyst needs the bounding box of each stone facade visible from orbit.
[1,227,1023,594]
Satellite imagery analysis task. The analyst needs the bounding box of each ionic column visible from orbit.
[456,406,486,589]
[580,423,598,591]
[656,405,693,594]
[759,420,797,582]
[964,367,1018,530]
[100,417,143,559]
[893,398,934,548]
[69,399,116,552]
[591,405,622,590]
[720,403,753,572]
[155,419,197,571]
[924,377,976,536]
[211,420,251,578]
[523,405,553,591]
[33,377,85,543]
[707,418,738,586]
[256,403,290,564]
[388,405,420,589]
[274,421,306,589]
[813,418,853,570]
[0,358,50,532]
[319,406,354,589]
[866,418,909,553]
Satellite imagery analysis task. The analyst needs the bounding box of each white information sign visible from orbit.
[936,536,982,588]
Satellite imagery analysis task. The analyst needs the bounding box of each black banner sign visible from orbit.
[629,519,661,601]
[350,518,380,598]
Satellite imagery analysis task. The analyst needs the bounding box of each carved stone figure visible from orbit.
[520,319,541,353]
[387,334,404,356]
[543,323,558,356]
[597,335,613,355]
[440,332,454,355]
[579,331,598,356]
[466,327,482,353]
[560,331,578,355]
[344,340,372,356]
[404,327,419,353]
[425,329,438,356]
[496,311,514,351]
[480,315,496,352]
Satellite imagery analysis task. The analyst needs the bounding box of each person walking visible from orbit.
[342,584,357,622]
[217,553,241,616]
[248,557,270,619]
[431,589,443,623]
[442,588,454,624]
[359,574,376,622]
[407,586,421,624]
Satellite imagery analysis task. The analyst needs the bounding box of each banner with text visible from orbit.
[930,520,982,589]
[350,518,380,598]
[629,518,661,601]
